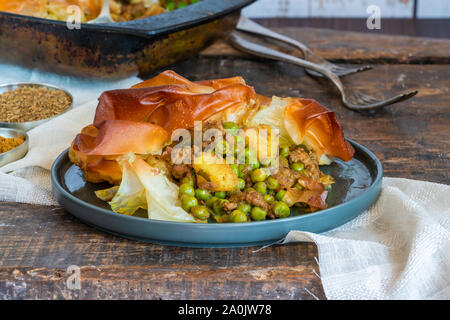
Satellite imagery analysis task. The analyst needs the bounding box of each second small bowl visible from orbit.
[0,127,29,167]
[0,82,73,131]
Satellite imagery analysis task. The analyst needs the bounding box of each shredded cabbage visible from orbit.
[106,153,195,222]
[108,160,147,216]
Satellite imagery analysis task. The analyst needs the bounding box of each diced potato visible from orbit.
[193,152,239,191]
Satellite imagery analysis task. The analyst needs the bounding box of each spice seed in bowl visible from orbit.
[0,134,26,153]
[0,85,71,123]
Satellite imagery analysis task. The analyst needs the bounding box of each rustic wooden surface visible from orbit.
[203,27,450,63]
[1,27,449,300]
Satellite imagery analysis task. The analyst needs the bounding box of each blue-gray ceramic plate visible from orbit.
[51,139,382,247]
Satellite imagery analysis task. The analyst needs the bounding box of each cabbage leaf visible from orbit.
[107,153,195,222]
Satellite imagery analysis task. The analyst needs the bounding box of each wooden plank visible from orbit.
[0,203,324,300]
[201,28,450,63]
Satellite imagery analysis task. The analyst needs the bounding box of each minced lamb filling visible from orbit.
[155,120,334,223]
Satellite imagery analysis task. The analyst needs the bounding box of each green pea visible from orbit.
[294,183,304,191]
[237,202,251,214]
[254,182,267,194]
[166,1,175,10]
[177,2,187,9]
[224,121,239,135]
[191,205,210,220]
[245,187,256,193]
[213,199,228,215]
[280,146,290,158]
[297,144,309,152]
[223,121,237,129]
[279,155,289,168]
[250,160,260,170]
[206,196,219,208]
[181,196,198,212]
[275,189,286,201]
[244,148,257,164]
[238,164,245,177]
[229,210,247,223]
[237,178,246,190]
[181,176,195,186]
[179,183,195,197]
[263,194,275,203]
[326,185,332,191]
[251,207,267,221]
[260,158,272,167]
[236,149,245,163]
[272,201,291,218]
[238,164,246,177]
[251,168,267,183]
[215,191,226,199]
[230,164,239,176]
[235,135,245,150]
[215,139,228,155]
[291,162,305,173]
[195,189,211,201]
[266,176,280,190]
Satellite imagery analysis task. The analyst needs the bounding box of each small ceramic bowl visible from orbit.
[0,127,29,167]
[0,82,73,131]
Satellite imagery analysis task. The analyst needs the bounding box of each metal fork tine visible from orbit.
[389,90,419,104]
[360,94,379,104]
[354,94,367,104]
[345,90,418,111]
[333,65,373,74]
[355,65,374,73]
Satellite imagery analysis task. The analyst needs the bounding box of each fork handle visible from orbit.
[228,33,345,95]
[236,16,313,59]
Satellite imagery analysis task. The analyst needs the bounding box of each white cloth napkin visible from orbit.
[283,178,450,300]
[0,65,449,300]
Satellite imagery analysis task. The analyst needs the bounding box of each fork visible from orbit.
[236,16,373,78]
[88,0,114,24]
[229,32,418,111]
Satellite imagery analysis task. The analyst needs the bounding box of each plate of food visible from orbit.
[51,70,382,247]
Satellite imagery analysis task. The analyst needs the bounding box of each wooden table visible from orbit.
[1,28,449,300]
